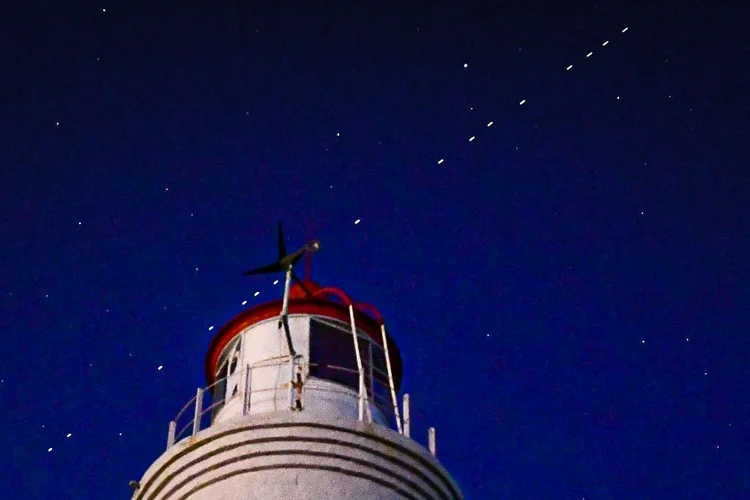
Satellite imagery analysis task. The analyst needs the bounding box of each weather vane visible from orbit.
[243,222,320,357]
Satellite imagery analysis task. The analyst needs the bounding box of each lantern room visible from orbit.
[203,278,403,430]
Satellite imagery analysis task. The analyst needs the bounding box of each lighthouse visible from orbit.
[130,227,463,500]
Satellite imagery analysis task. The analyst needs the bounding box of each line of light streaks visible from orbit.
[224,28,632,312]
[434,26,630,166]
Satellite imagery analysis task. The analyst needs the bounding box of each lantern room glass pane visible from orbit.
[371,345,389,384]
[309,318,372,394]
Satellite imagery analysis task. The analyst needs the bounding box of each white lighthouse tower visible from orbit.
[130,228,463,500]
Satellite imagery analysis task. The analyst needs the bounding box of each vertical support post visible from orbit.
[281,269,292,317]
[381,324,403,434]
[349,304,372,423]
[192,388,203,437]
[280,269,296,357]
[243,364,251,416]
[167,421,176,450]
[403,393,411,437]
[428,427,436,456]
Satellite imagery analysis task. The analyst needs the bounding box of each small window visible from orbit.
[212,335,241,421]
[215,361,229,398]
[212,360,228,422]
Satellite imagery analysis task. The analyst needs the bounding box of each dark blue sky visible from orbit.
[2,2,748,498]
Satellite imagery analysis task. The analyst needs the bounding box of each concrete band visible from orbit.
[136,421,461,500]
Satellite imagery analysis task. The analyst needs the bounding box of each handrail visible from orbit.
[166,358,438,456]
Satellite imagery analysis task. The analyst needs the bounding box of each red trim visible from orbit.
[204,298,403,390]
[353,302,383,324]
[312,286,352,305]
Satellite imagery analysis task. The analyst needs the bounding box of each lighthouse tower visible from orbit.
[130,232,463,500]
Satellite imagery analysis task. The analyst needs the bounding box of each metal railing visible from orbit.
[166,359,438,456]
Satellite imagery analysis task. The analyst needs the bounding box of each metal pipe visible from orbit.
[281,269,292,318]
[289,355,295,410]
[167,421,176,450]
[403,393,411,437]
[192,388,203,437]
[381,324,403,434]
[428,427,436,456]
[349,304,372,422]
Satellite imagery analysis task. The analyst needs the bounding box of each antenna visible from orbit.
[243,222,320,357]
[304,226,314,281]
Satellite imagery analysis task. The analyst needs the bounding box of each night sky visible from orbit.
[2,2,748,498]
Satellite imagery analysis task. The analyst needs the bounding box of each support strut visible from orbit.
[278,268,296,357]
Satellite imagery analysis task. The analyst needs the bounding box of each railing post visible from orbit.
[349,304,371,423]
[192,388,203,437]
[403,393,411,438]
[428,427,436,456]
[381,324,403,434]
[166,421,176,450]
[243,364,251,416]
